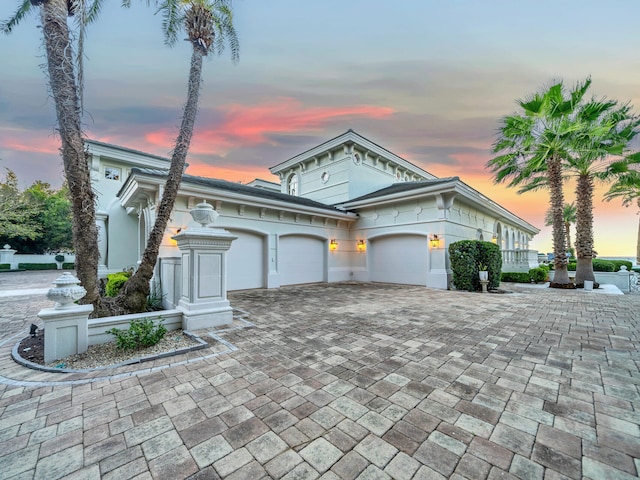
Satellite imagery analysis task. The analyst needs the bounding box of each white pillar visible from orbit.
[172,201,237,330]
[0,245,16,270]
[96,212,108,277]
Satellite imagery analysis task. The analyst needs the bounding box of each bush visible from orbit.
[107,318,167,350]
[529,267,548,283]
[568,261,576,271]
[449,240,501,291]
[0,264,9,270]
[610,259,633,272]
[18,263,57,270]
[501,272,532,283]
[105,271,131,297]
[592,259,615,272]
[62,262,75,270]
[54,254,65,263]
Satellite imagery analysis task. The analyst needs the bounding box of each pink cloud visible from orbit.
[143,98,395,155]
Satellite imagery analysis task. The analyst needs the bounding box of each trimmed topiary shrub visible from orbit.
[0,264,10,270]
[501,272,532,283]
[54,254,65,263]
[62,262,75,270]
[592,259,615,272]
[529,267,548,283]
[105,271,131,297]
[449,240,502,291]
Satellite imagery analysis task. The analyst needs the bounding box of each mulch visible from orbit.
[17,333,44,364]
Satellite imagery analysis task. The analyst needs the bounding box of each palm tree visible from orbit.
[112,0,239,313]
[2,0,110,307]
[489,79,592,288]
[604,166,640,264]
[563,101,640,287]
[544,203,576,254]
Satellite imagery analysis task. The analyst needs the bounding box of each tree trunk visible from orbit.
[574,173,596,287]
[547,154,573,287]
[637,199,640,265]
[40,0,100,306]
[112,46,205,315]
[564,221,572,251]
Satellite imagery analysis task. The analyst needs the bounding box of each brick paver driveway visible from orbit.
[0,279,639,479]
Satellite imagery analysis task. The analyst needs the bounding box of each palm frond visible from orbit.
[1,0,33,35]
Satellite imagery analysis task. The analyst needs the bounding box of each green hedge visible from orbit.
[449,240,502,291]
[610,259,633,272]
[561,259,631,272]
[501,272,531,283]
[18,263,57,271]
[0,264,9,270]
[62,262,75,270]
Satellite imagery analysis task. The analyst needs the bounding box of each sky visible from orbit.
[1,0,639,258]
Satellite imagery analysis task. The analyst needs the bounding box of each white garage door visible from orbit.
[227,230,265,291]
[279,236,325,286]
[370,235,429,286]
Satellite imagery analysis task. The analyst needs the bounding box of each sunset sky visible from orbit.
[1,1,639,258]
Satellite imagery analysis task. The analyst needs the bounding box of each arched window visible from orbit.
[287,173,299,196]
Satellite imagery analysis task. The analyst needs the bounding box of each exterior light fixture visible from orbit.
[430,234,440,249]
[491,235,497,244]
[357,239,366,252]
[329,239,338,251]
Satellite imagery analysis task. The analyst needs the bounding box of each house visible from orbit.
[86,130,539,297]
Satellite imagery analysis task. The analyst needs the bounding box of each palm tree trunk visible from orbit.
[548,154,572,287]
[574,173,596,287]
[41,0,100,306]
[636,199,640,265]
[564,221,572,251]
[114,45,204,314]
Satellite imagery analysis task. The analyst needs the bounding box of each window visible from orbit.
[321,171,330,184]
[288,173,299,196]
[105,166,121,181]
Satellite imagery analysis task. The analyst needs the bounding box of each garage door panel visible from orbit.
[371,235,428,286]
[279,236,324,285]
[227,231,265,290]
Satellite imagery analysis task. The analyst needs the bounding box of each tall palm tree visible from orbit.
[563,102,640,287]
[489,79,592,288]
[2,0,111,307]
[113,0,239,313]
[604,166,640,264]
[544,203,576,254]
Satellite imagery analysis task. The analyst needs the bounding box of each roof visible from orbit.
[269,130,436,180]
[86,139,171,163]
[127,167,348,214]
[345,178,460,203]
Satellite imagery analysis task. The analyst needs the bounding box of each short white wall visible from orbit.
[87,310,183,346]
[549,270,633,293]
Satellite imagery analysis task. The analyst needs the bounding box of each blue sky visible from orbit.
[1,1,639,256]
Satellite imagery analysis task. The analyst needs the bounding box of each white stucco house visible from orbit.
[86,130,539,300]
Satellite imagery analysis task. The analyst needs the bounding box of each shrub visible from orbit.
[62,262,75,270]
[501,272,532,283]
[105,271,131,297]
[107,318,167,350]
[568,261,576,271]
[449,240,502,291]
[610,259,632,272]
[529,267,548,283]
[54,254,65,263]
[592,259,615,272]
[0,264,9,270]
[18,263,57,270]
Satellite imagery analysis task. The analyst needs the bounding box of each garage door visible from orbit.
[279,236,325,286]
[370,235,428,285]
[227,230,265,291]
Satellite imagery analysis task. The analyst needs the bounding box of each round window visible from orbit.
[321,171,330,184]
[353,152,362,165]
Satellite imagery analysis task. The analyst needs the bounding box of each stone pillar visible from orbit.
[96,212,108,277]
[38,273,93,363]
[427,234,451,289]
[172,201,237,330]
[0,244,16,270]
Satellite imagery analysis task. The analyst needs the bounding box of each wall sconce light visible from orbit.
[357,239,367,252]
[429,234,440,249]
[491,235,497,244]
[329,239,338,251]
